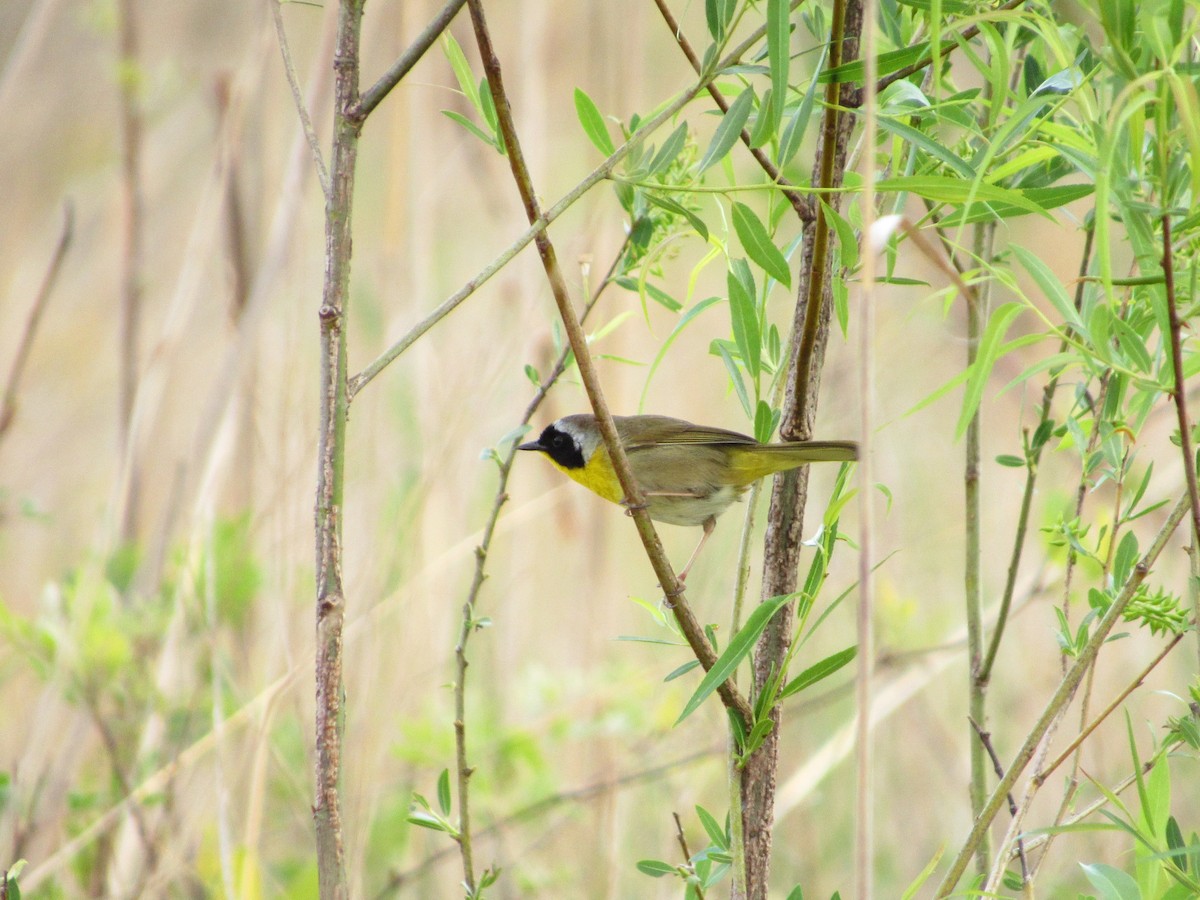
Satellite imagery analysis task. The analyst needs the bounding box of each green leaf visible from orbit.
[876,175,1048,217]
[820,200,859,271]
[665,659,702,681]
[642,296,722,409]
[441,110,498,150]
[1010,244,1084,333]
[778,42,826,167]
[780,646,857,698]
[727,265,762,380]
[646,122,689,175]
[995,454,1025,468]
[698,89,754,173]
[637,859,677,878]
[877,116,975,178]
[766,0,789,140]
[442,33,480,110]
[714,339,753,417]
[436,768,452,815]
[407,810,453,833]
[1080,862,1142,900]
[676,593,793,724]
[645,192,709,241]
[732,202,791,287]
[696,805,729,850]
[575,88,614,155]
[956,303,1024,440]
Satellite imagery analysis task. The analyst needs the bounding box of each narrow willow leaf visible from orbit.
[637,859,677,877]
[441,110,498,149]
[780,646,857,698]
[727,265,762,379]
[876,175,1047,217]
[877,117,975,178]
[766,0,789,139]
[820,200,859,271]
[732,202,791,288]
[713,340,753,417]
[778,42,827,167]
[698,89,754,173]
[696,805,729,850]
[436,768,452,815]
[956,302,1024,440]
[1080,862,1141,900]
[442,33,480,110]
[646,122,689,175]
[748,88,776,148]
[645,192,710,241]
[574,88,614,155]
[642,296,722,408]
[1010,244,1085,333]
[664,659,702,681]
[675,594,793,724]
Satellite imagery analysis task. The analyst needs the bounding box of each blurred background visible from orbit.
[1,0,1195,896]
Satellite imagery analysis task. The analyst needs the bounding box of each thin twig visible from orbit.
[935,491,1191,896]
[0,203,73,443]
[466,0,754,726]
[377,746,717,897]
[968,717,1029,883]
[450,245,625,894]
[673,811,706,899]
[312,1,363,895]
[1036,632,1185,786]
[979,224,1096,684]
[271,0,330,199]
[1162,212,1200,543]
[351,0,467,122]
[855,0,878,893]
[649,0,812,222]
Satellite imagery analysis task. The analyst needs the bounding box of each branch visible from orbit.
[465,0,754,726]
[649,0,812,222]
[449,247,624,894]
[935,491,1191,896]
[0,203,73,444]
[271,0,331,199]
[348,13,785,400]
[1163,212,1200,544]
[969,717,1028,883]
[313,1,364,896]
[1035,632,1185,787]
[350,0,467,122]
[979,224,1096,684]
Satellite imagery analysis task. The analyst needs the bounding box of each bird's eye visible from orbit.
[551,434,567,448]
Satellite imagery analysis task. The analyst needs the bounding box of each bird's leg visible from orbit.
[677,516,716,582]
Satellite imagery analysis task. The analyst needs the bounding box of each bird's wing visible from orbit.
[615,415,756,449]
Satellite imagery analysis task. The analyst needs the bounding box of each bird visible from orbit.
[518,413,857,579]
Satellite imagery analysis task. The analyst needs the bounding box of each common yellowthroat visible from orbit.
[518,414,857,578]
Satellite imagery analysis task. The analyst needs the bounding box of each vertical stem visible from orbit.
[1163,212,1200,544]
[314,2,362,897]
[964,222,993,874]
[741,2,862,896]
[116,0,143,543]
[856,0,879,894]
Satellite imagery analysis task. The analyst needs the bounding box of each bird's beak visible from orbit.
[516,441,542,452]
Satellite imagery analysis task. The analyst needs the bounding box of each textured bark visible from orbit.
[737,2,863,895]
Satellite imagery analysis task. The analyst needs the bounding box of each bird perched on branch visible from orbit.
[519,413,857,579]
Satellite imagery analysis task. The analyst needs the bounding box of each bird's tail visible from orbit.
[729,440,858,483]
